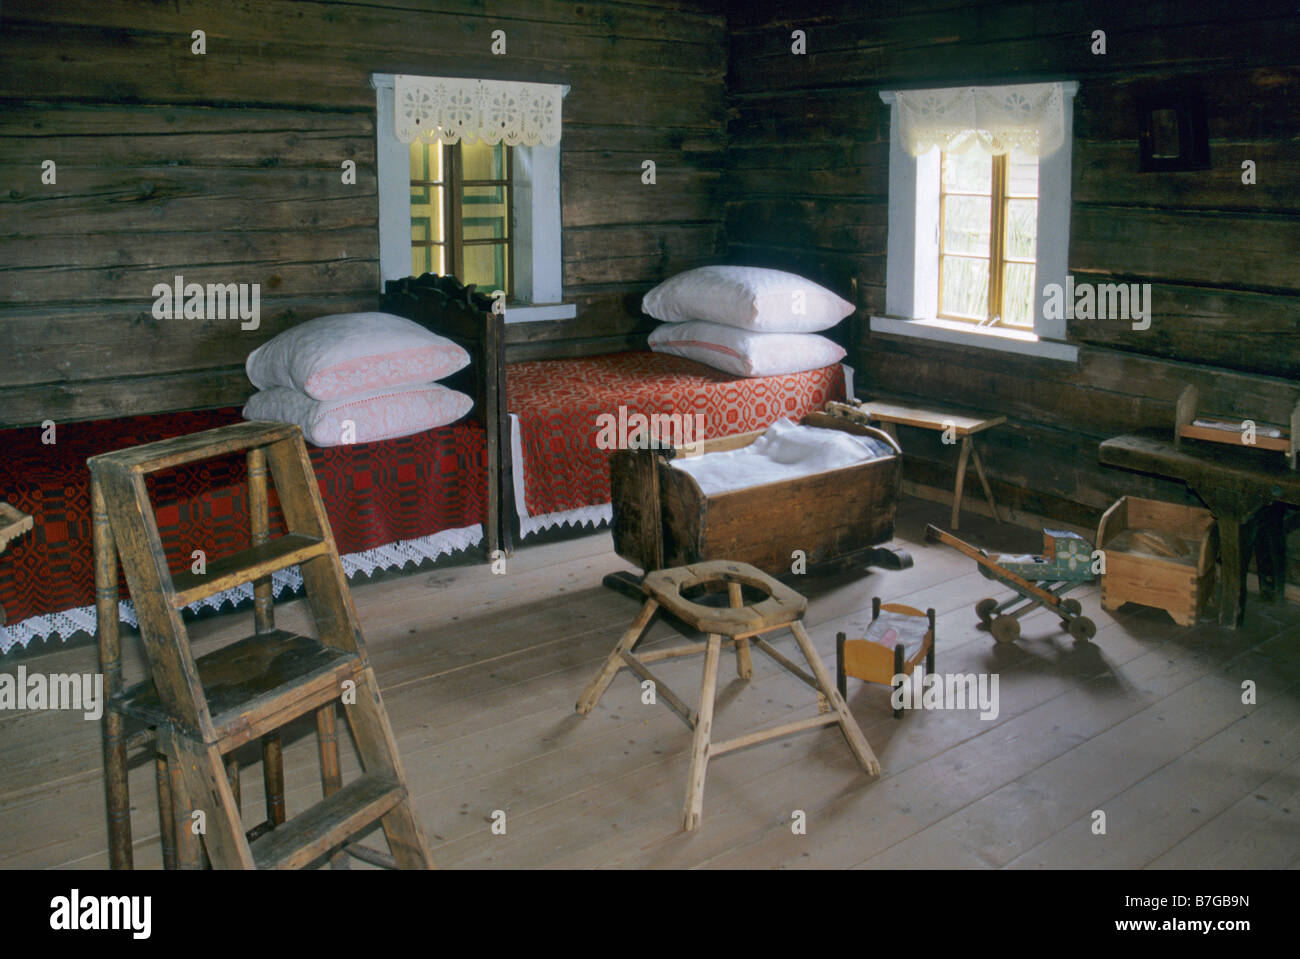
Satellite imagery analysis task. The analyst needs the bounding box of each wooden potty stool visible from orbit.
[836,598,936,718]
[576,560,880,831]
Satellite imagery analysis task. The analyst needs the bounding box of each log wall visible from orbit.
[0,0,727,425]
[725,0,1300,582]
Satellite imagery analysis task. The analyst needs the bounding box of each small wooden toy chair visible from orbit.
[836,598,936,718]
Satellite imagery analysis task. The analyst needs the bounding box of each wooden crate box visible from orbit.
[1097,496,1218,626]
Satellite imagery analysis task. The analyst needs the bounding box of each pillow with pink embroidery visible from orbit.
[648,320,845,378]
[243,383,473,447]
[245,312,470,400]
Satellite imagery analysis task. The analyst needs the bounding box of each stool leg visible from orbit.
[790,621,880,776]
[93,477,133,870]
[951,436,972,530]
[576,599,658,715]
[969,441,1000,524]
[892,643,905,720]
[169,753,203,870]
[156,753,176,870]
[262,732,286,826]
[165,731,256,869]
[682,632,722,832]
[225,756,241,812]
[728,582,753,680]
[925,609,936,675]
[316,703,350,870]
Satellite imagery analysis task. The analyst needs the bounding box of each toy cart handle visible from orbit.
[924,524,1067,611]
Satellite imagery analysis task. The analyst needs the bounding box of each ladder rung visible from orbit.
[250,774,406,870]
[89,420,300,475]
[169,534,329,607]
[115,631,361,747]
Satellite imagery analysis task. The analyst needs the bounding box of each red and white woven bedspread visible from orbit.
[507,351,846,517]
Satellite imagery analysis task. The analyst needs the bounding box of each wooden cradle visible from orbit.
[606,412,911,592]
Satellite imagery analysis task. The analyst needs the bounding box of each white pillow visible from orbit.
[648,320,846,378]
[243,383,472,447]
[641,266,854,332]
[246,312,470,400]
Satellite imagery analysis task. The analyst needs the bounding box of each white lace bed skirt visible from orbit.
[509,413,613,540]
[0,523,484,655]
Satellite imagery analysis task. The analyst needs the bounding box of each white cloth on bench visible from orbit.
[669,417,893,496]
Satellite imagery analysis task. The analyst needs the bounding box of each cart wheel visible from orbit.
[991,616,1020,645]
[975,598,999,625]
[1068,617,1097,642]
[1059,598,1082,628]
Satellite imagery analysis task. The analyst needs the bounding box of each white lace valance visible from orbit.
[394,74,563,147]
[893,82,1066,157]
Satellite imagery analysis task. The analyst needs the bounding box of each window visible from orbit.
[410,140,514,297]
[938,149,1038,327]
[875,82,1078,362]
[372,73,575,323]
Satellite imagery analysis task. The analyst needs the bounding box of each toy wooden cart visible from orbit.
[836,597,935,718]
[924,524,1097,643]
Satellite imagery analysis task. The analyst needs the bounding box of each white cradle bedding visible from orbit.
[669,417,895,496]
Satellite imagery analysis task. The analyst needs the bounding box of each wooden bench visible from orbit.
[846,398,1005,530]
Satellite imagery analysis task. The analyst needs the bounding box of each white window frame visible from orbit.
[371,73,576,324]
[873,82,1080,362]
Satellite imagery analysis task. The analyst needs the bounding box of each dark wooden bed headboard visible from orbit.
[380,273,508,557]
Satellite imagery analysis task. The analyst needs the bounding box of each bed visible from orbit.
[0,273,499,654]
[503,351,849,546]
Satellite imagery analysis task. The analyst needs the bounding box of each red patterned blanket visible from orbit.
[0,408,486,634]
[507,352,845,518]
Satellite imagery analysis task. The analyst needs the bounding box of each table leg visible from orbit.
[951,436,972,530]
[1218,516,1250,628]
[1253,504,1287,602]
[969,440,1001,524]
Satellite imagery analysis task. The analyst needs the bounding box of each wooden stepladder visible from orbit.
[91,421,432,870]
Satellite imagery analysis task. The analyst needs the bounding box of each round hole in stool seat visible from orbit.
[642,560,807,636]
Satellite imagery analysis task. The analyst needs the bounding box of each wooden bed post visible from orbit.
[380,274,511,564]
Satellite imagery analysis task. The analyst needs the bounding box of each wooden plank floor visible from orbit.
[1,497,1296,870]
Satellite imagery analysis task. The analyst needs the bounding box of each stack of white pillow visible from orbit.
[642,265,855,377]
[243,312,474,446]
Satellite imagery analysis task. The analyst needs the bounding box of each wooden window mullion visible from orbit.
[988,153,1007,323]
[505,145,514,299]
[444,143,463,281]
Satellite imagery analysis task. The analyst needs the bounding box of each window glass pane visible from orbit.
[461,140,504,181]
[1002,262,1036,327]
[940,256,989,319]
[1004,198,1038,259]
[1005,149,1038,196]
[463,187,509,233]
[410,221,444,276]
[464,221,505,242]
[409,141,443,195]
[942,195,990,255]
[942,151,992,193]
[463,243,509,293]
[410,140,445,277]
